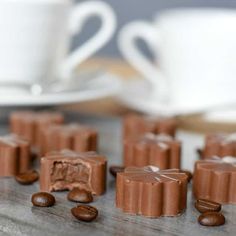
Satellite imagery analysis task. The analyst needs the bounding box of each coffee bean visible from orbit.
[67,188,93,203]
[109,165,125,177]
[196,148,203,158]
[195,199,221,213]
[31,192,55,207]
[71,205,98,222]
[180,169,192,182]
[15,170,39,185]
[198,212,225,226]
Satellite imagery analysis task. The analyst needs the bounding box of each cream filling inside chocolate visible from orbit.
[50,161,91,191]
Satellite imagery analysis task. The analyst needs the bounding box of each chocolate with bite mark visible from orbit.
[123,114,177,140]
[124,133,181,169]
[40,150,107,195]
[116,166,188,217]
[0,134,31,176]
[40,123,97,155]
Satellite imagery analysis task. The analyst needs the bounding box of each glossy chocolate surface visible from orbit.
[0,134,31,176]
[193,156,236,204]
[116,166,188,217]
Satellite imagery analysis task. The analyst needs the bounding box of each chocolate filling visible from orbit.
[50,161,91,191]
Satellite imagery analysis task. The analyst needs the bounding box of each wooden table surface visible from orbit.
[0,111,235,236]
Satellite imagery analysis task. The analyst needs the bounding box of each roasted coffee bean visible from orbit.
[67,188,93,203]
[198,212,225,226]
[195,199,221,213]
[196,148,203,158]
[15,170,39,185]
[180,169,192,182]
[71,205,98,222]
[109,165,125,177]
[31,192,55,207]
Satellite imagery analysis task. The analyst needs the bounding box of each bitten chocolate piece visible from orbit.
[0,134,31,176]
[124,133,181,169]
[123,114,177,140]
[10,111,64,146]
[203,133,236,159]
[40,123,97,155]
[40,150,107,195]
[193,156,236,204]
[116,166,188,217]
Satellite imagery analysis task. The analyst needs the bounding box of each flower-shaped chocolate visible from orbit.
[40,123,97,155]
[193,156,236,203]
[0,134,30,176]
[124,133,181,169]
[116,166,188,217]
[123,114,177,140]
[203,133,236,159]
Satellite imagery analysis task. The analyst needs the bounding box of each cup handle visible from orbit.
[118,21,167,99]
[60,1,116,79]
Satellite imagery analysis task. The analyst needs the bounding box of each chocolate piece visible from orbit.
[195,199,221,213]
[15,170,39,185]
[40,123,97,155]
[203,133,236,159]
[123,114,177,140]
[124,133,181,169]
[10,111,64,146]
[67,188,93,203]
[198,212,225,226]
[116,166,188,217]
[71,205,98,222]
[109,165,125,178]
[0,134,31,176]
[193,156,236,203]
[31,192,55,207]
[40,150,107,195]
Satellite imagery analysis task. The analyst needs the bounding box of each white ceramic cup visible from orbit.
[118,8,236,110]
[0,0,116,88]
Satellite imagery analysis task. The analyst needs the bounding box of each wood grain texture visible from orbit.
[0,112,235,236]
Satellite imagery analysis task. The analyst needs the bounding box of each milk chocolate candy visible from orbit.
[0,134,31,176]
[193,156,236,204]
[203,133,236,159]
[123,114,177,140]
[10,111,64,146]
[116,166,188,217]
[40,123,97,155]
[124,133,181,169]
[40,150,107,195]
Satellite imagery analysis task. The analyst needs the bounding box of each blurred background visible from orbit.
[73,0,236,58]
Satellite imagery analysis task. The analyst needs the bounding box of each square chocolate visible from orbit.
[40,150,107,195]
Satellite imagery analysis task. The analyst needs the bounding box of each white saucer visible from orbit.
[117,78,236,116]
[0,73,122,107]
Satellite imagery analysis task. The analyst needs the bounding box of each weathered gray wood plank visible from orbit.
[0,112,235,236]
